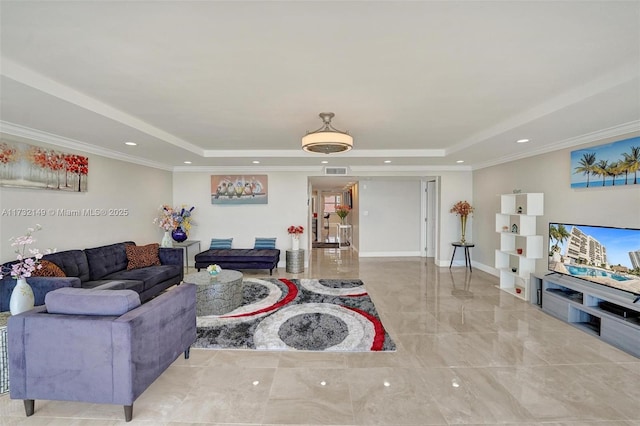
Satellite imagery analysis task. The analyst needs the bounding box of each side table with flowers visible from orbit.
[0,224,53,315]
[450,200,474,244]
[287,225,304,250]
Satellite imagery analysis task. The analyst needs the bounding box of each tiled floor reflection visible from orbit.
[2,251,639,425]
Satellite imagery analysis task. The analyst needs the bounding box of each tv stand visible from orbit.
[541,275,640,358]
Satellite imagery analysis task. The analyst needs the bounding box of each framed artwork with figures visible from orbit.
[211,175,268,205]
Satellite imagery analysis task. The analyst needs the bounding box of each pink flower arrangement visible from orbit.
[450,201,474,217]
[287,225,304,236]
[153,204,196,232]
[0,224,55,279]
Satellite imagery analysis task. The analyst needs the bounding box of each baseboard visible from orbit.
[358,251,422,258]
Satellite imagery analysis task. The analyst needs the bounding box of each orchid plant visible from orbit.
[0,224,54,280]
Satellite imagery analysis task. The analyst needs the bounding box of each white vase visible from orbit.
[10,277,35,315]
[161,231,173,248]
[292,235,300,251]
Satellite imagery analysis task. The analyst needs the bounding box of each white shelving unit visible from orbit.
[495,193,543,300]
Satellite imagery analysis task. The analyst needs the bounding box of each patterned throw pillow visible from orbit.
[210,238,233,249]
[254,237,276,249]
[125,243,161,270]
[32,259,66,277]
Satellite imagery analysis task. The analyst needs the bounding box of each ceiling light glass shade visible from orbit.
[302,112,353,154]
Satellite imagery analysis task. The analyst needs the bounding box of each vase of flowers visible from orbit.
[207,264,221,281]
[154,204,176,247]
[0,224,53,315]
[171,205,195,242]
[287,225,304,250]
[153,204,196,246]
[450,201,474,244]
[335,205,351,224]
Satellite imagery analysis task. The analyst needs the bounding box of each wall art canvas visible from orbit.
[0,141,88,192]
[211,175,268,204]
[571,136,640,188]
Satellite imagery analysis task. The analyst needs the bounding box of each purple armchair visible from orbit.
[8,283,196,422]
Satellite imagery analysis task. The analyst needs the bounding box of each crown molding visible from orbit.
[2,57,204,156]
[0,121,174,171]
[447,63,640,156]
[472,120,640,170]
[202,149,447,158]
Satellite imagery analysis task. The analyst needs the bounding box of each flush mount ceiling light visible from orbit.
[302,112,353,154]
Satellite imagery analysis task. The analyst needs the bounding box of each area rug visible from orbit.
[195,278,396,352]
[312,241,339,248]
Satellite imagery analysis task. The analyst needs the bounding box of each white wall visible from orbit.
[173,171,309,266]
[0,153,173,260]
[0,153,475,268]
[438,171,474,266]
[473,134,640,277]
[174,170,475,266]
[358,179,422,256]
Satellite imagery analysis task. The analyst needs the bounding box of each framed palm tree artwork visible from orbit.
[571,136,640,188]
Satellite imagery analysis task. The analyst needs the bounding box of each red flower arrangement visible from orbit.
[287,225,304,235]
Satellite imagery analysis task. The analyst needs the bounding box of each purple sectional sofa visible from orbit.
[0,241,184,311]
[8,282,196,422]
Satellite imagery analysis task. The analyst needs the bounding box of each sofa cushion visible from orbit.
[126,243,161,270]
[32,260,66,277]
[82,279,145,294]
[45,287,141,316]
[85,242,131,281]
[210,238,233,249]
[254,237,276,249]
[103,264,182,292]
[42,250,91,282]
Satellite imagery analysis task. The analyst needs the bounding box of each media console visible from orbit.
[542,273,640,358]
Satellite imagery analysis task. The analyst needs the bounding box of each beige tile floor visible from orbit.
[1,249,639,425]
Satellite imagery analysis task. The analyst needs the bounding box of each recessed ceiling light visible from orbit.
[516,139,530,143]
[457,160,464,163]
[183,161,192,164]
[384,160,392,164]
[252,160,260,164]
[321,160,329,164]
[124,142,137,146]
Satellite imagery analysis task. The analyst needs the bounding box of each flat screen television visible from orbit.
[548,223,640,302]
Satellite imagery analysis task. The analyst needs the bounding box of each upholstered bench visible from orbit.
[194,249,280,275]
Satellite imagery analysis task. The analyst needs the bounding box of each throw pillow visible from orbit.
[254,237,276,249]
[125,243,161,270]
[32,259,66,277]
[210,238,233,249]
